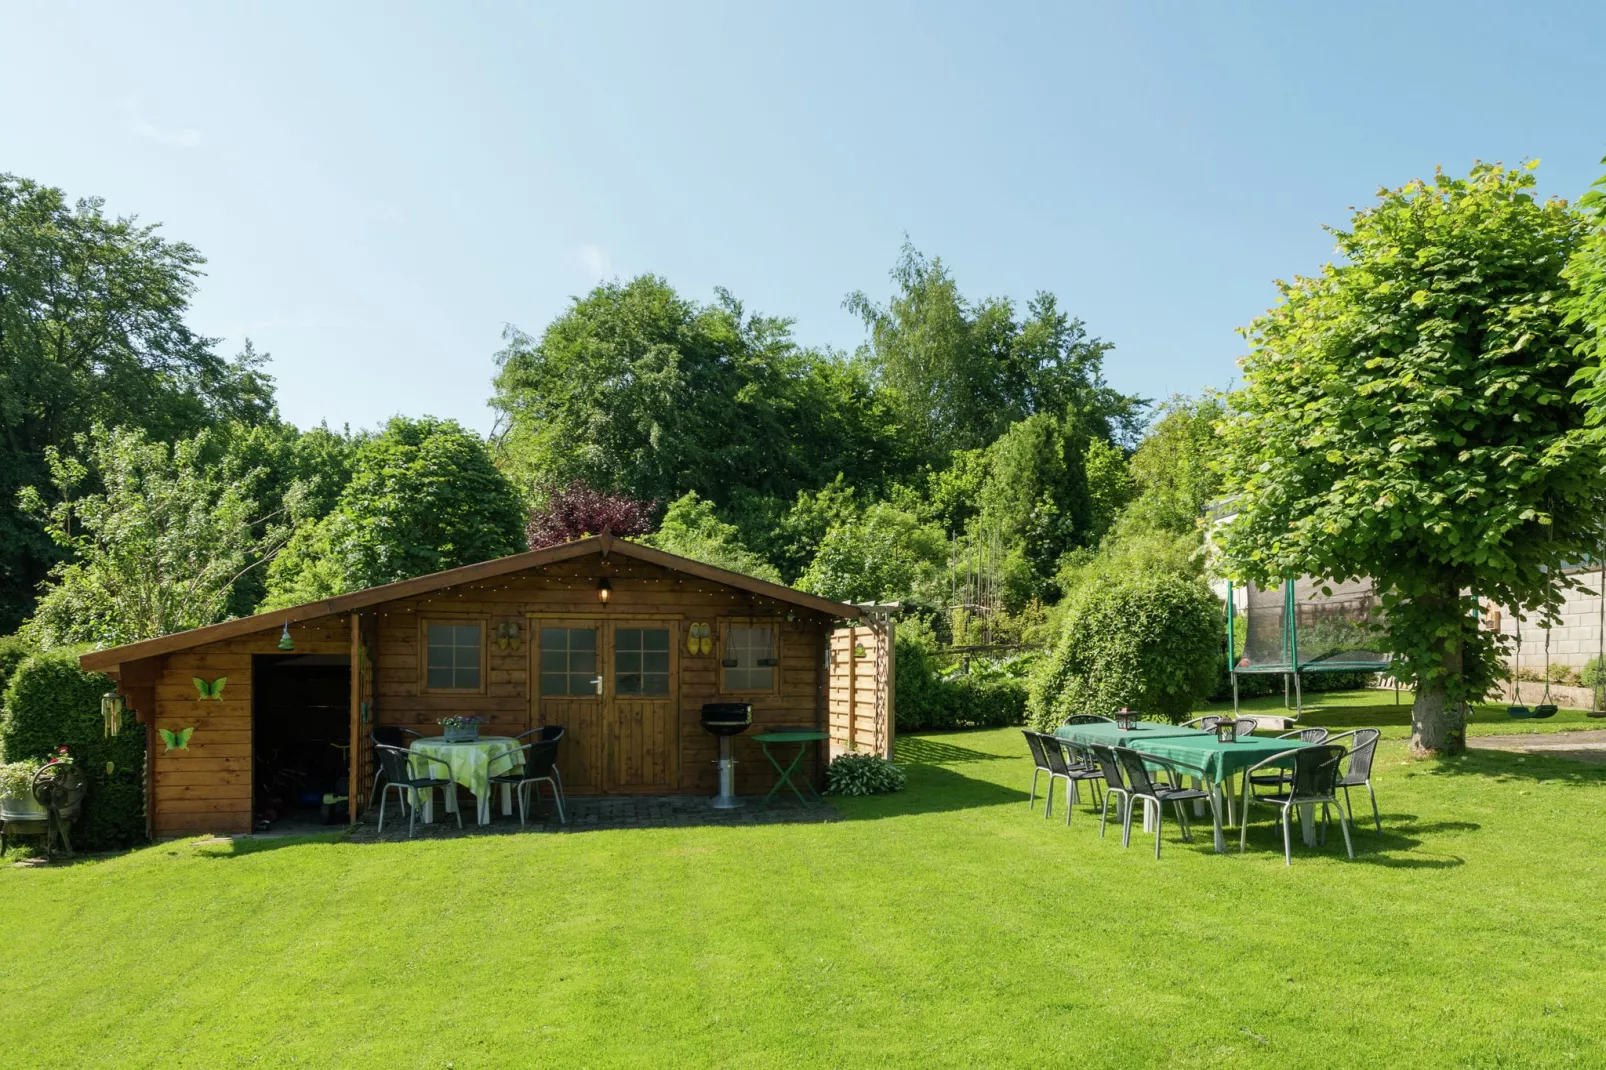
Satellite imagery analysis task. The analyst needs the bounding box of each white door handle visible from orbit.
[592,676,603,695]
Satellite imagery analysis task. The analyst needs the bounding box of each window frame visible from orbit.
[719,616,781,695]
[537,623,603,698]
[420,616,489,695]
[612,624,673,697]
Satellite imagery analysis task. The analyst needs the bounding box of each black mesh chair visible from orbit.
[1039,735,1103,824]
[1111,746,1216,859]
[513,725,566,805]
[1023,730,1053,811]
[1327,728,1382,833]
[1231,717,1260,739]
[374,744,461,837]
[367,726,424,809]
[486,738,566,826]
[1182,715,1224,731]
[1249,727,1331,797]
[1061,714,1113,725]
[1239,744,1353,865]
[1088,744,1133,841]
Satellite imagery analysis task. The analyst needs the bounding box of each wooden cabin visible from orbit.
[79,536,895,837]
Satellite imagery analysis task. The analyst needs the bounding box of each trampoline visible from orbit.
[1226,577,1393,715]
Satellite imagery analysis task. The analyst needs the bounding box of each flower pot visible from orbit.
[0,792,48,823]
[443,725,480,743]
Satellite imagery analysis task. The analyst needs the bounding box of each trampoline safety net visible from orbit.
[1229,577,1391,675]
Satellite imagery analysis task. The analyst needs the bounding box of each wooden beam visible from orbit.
[79,537,862,671]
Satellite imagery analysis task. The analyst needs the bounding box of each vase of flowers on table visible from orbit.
[438,716,484,743]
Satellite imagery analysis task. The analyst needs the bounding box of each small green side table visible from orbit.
[751,730,829,808]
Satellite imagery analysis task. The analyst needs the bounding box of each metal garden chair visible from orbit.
[512,725,566,805]
[486,738,567,826]
[373,744,461,837]
[1023,730,1054,811]
[1111,746,1216,859]
[1238,744,1353,865]
[1248,726,1330,797]
[1327,728,1382,833]
[1182,715,1224,731]
[1040,735,1103,824]
[1088,744,1134,842]
[367,726,424,809]
[1061,714,1113,725]
[1231,717,1260,739]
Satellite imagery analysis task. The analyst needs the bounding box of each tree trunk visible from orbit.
[1411,613,1467,757]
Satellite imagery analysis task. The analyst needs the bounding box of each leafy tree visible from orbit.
[263,417,525,607]
[0,175,274,631]
[643,492,781,582]
[526,482,656,549]
[1564,158,1606,425]
[490,275,906,522]
[19,424,288,648]
[1027,571,1223,727]
[974,411,1097,585]
[845,242,1142,460]
[1119,395,1223,537]
[1216,162,1601,756]
[797,501,947,605]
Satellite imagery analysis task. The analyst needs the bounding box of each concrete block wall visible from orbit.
[1489,574,1606,670]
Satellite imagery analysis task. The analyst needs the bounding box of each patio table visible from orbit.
[408,736,523,826]
[1053,720,1207,748]
[752,730,828,808]
[1127,734,1319,853]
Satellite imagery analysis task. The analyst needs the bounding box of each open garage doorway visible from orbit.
[252,653,350,832]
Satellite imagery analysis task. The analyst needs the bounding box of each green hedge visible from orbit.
[0,635,34,716]
[894,636,1028,731]
[1028,572,1223,728]
[0,650,146,850]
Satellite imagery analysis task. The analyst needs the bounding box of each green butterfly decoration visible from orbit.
[159,727,195,752]
[193,677,227,700]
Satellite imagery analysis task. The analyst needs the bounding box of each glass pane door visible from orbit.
[540,626,599,695]
[614,627,670,696]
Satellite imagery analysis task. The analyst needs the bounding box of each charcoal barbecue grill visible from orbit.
[701,702,752,809]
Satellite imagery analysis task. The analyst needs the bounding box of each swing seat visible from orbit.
[1531,704,1559,719]
[1507,705,1533,719]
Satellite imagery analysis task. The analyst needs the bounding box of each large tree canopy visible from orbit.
[20,424,287,648]
[263,417,525,608]
[0,174,274,630]
[844,242,1142,460]
[490,275,907,518]
[1216,162,1603,756]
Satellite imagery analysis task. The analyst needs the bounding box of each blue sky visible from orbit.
[5,1,1605,436]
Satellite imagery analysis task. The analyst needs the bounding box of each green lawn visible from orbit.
[5,705,1606,1067]
[1209,685,1606,739]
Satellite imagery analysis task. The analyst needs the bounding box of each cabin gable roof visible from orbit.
[79,535,859,671]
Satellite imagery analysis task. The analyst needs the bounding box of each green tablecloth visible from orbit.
[1126,734,1316,783]
[409,736,522,802]
[1054,721,1207,749]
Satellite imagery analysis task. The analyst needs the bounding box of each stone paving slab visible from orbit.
[349,793,840,843]
[1468,729,1606,765]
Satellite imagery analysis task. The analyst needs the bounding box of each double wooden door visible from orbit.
[530,616,679,793]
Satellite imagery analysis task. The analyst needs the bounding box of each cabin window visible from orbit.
[424,621,484,691]
[614,627,670,696]
[540,627,600,696]
[722,623,777,693]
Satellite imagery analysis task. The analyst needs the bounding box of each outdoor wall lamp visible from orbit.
[597,577,612,604]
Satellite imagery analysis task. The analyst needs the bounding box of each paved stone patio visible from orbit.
[1468,728,1606,765]
[348,792,840,843]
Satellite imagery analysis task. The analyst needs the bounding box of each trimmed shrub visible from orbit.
[825,752,906,796]
[893,633,1028,731]
[1028,572,1223,728]
[1,650,145,849]
[0,635,34,722]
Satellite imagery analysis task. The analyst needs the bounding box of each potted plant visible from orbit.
[0,757,49,822]
[437,715,484,743]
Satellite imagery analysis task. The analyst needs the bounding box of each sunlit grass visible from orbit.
[4,714,1606,1067]
[1208,686,1606,740]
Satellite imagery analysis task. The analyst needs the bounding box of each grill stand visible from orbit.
[712,734,741,809]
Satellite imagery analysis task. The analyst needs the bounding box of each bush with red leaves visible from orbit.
[526,482,657,549]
